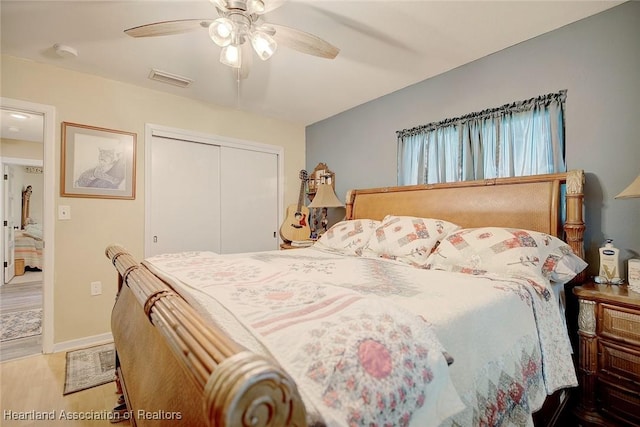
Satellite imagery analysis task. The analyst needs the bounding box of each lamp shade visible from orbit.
[308,183,344,208]
[615,174,640,199]
[220,44,241,68]
[250,31,277,61]
[209,18,234,47]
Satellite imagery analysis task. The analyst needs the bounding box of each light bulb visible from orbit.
[250,31,277,60]
[220,44,242,68]
[209,18,234,47]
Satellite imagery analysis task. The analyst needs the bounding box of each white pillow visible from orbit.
[425,227,587,298]
[551,251,589,284]
[23,223,43,240]
[364,215,460,267]
[314,219,381,256]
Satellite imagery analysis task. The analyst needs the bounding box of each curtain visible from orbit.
[397,90,566,185]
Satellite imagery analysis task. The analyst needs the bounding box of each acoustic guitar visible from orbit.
[280,170,311,243]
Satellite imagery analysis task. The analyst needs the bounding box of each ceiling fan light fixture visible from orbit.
[246,0,265,14]
[220,44,242,68]
[125,1,340,79]
[209,18,234,47]
[250,31,277,60]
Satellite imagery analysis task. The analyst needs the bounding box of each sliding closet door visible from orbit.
[220,146,279,253]
[147,135,221,257]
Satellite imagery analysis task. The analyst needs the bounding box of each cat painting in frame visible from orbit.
[61,122,136,199]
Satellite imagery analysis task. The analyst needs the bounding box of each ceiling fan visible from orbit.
[125,0,340,78]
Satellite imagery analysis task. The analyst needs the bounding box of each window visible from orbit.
[397,91,566,185]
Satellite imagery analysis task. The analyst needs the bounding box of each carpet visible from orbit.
[63,342,116,395]
[0,308,42,341]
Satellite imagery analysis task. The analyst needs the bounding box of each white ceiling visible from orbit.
[0,0,623,128]
[0,109,44,143]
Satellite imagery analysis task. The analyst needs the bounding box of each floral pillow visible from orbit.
[425,227,587,298]
[364,215,461,267]
[314,219,381,256]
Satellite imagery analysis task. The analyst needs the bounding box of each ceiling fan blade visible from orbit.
[209,0,229,12]
[262,0,287,14]
[124,19,212,38]
[269,24,339,59]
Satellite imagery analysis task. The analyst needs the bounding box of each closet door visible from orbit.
[220,146,279,253]
[147,135,221,256]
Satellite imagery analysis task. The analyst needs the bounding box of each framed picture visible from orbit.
[61,122,136,199]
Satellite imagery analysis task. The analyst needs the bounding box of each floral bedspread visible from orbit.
[143,247,577,427]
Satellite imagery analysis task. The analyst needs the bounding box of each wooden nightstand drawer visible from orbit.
[597,378,640,426]
[600,303,640,346]
[574,283,640,426]
[599,340,640,386]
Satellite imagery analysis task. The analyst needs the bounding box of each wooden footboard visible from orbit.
[106,245,307,427]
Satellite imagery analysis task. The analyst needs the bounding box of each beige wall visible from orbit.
[1,138,43,160]
[1,55,306,344]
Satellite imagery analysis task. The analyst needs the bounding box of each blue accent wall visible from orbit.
[306,2,640,275]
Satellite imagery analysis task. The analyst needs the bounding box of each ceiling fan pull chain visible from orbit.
[236,70,241,107]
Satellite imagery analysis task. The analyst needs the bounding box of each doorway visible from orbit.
[0,98,56,357]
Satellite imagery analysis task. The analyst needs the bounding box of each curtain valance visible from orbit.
[396,90,566,139]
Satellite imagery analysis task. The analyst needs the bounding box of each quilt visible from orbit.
[143,247,577,427]
[14,230,44,269]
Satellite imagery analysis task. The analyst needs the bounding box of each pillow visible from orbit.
[23,223,43,240]
[314,219,380,256]
[364,215,460,267]
[425,227,587,297]
[551,251,588,284]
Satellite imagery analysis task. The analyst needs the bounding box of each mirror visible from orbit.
[306,162,335,200]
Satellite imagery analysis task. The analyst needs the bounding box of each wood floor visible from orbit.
[1,272,129,426]
[0,351,129,426]
[0,271,43,362]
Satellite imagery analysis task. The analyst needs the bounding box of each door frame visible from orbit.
[0,97,56,353]
[144,123,284,257]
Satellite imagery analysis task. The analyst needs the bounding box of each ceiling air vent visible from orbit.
[148,69,193,88]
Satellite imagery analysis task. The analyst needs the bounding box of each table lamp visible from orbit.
[308,183,344,234]
[615,173,640,291]
[615,173,640,199]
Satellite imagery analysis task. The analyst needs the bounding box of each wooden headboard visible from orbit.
[21,185,33,229]
[346,170,586,262]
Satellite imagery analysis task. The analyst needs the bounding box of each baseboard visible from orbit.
[52,332,114,353]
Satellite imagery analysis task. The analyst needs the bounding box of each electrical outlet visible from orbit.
[90,281,102,296]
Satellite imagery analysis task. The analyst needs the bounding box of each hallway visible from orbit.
[0,270,43,362]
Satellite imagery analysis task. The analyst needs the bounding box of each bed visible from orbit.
[15,225,44,270]
[106,170,587,427]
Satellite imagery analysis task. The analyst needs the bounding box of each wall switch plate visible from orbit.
[90,281,102,296]
[58,205,71,220]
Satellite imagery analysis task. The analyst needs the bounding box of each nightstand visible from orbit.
[573,282,640,426]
